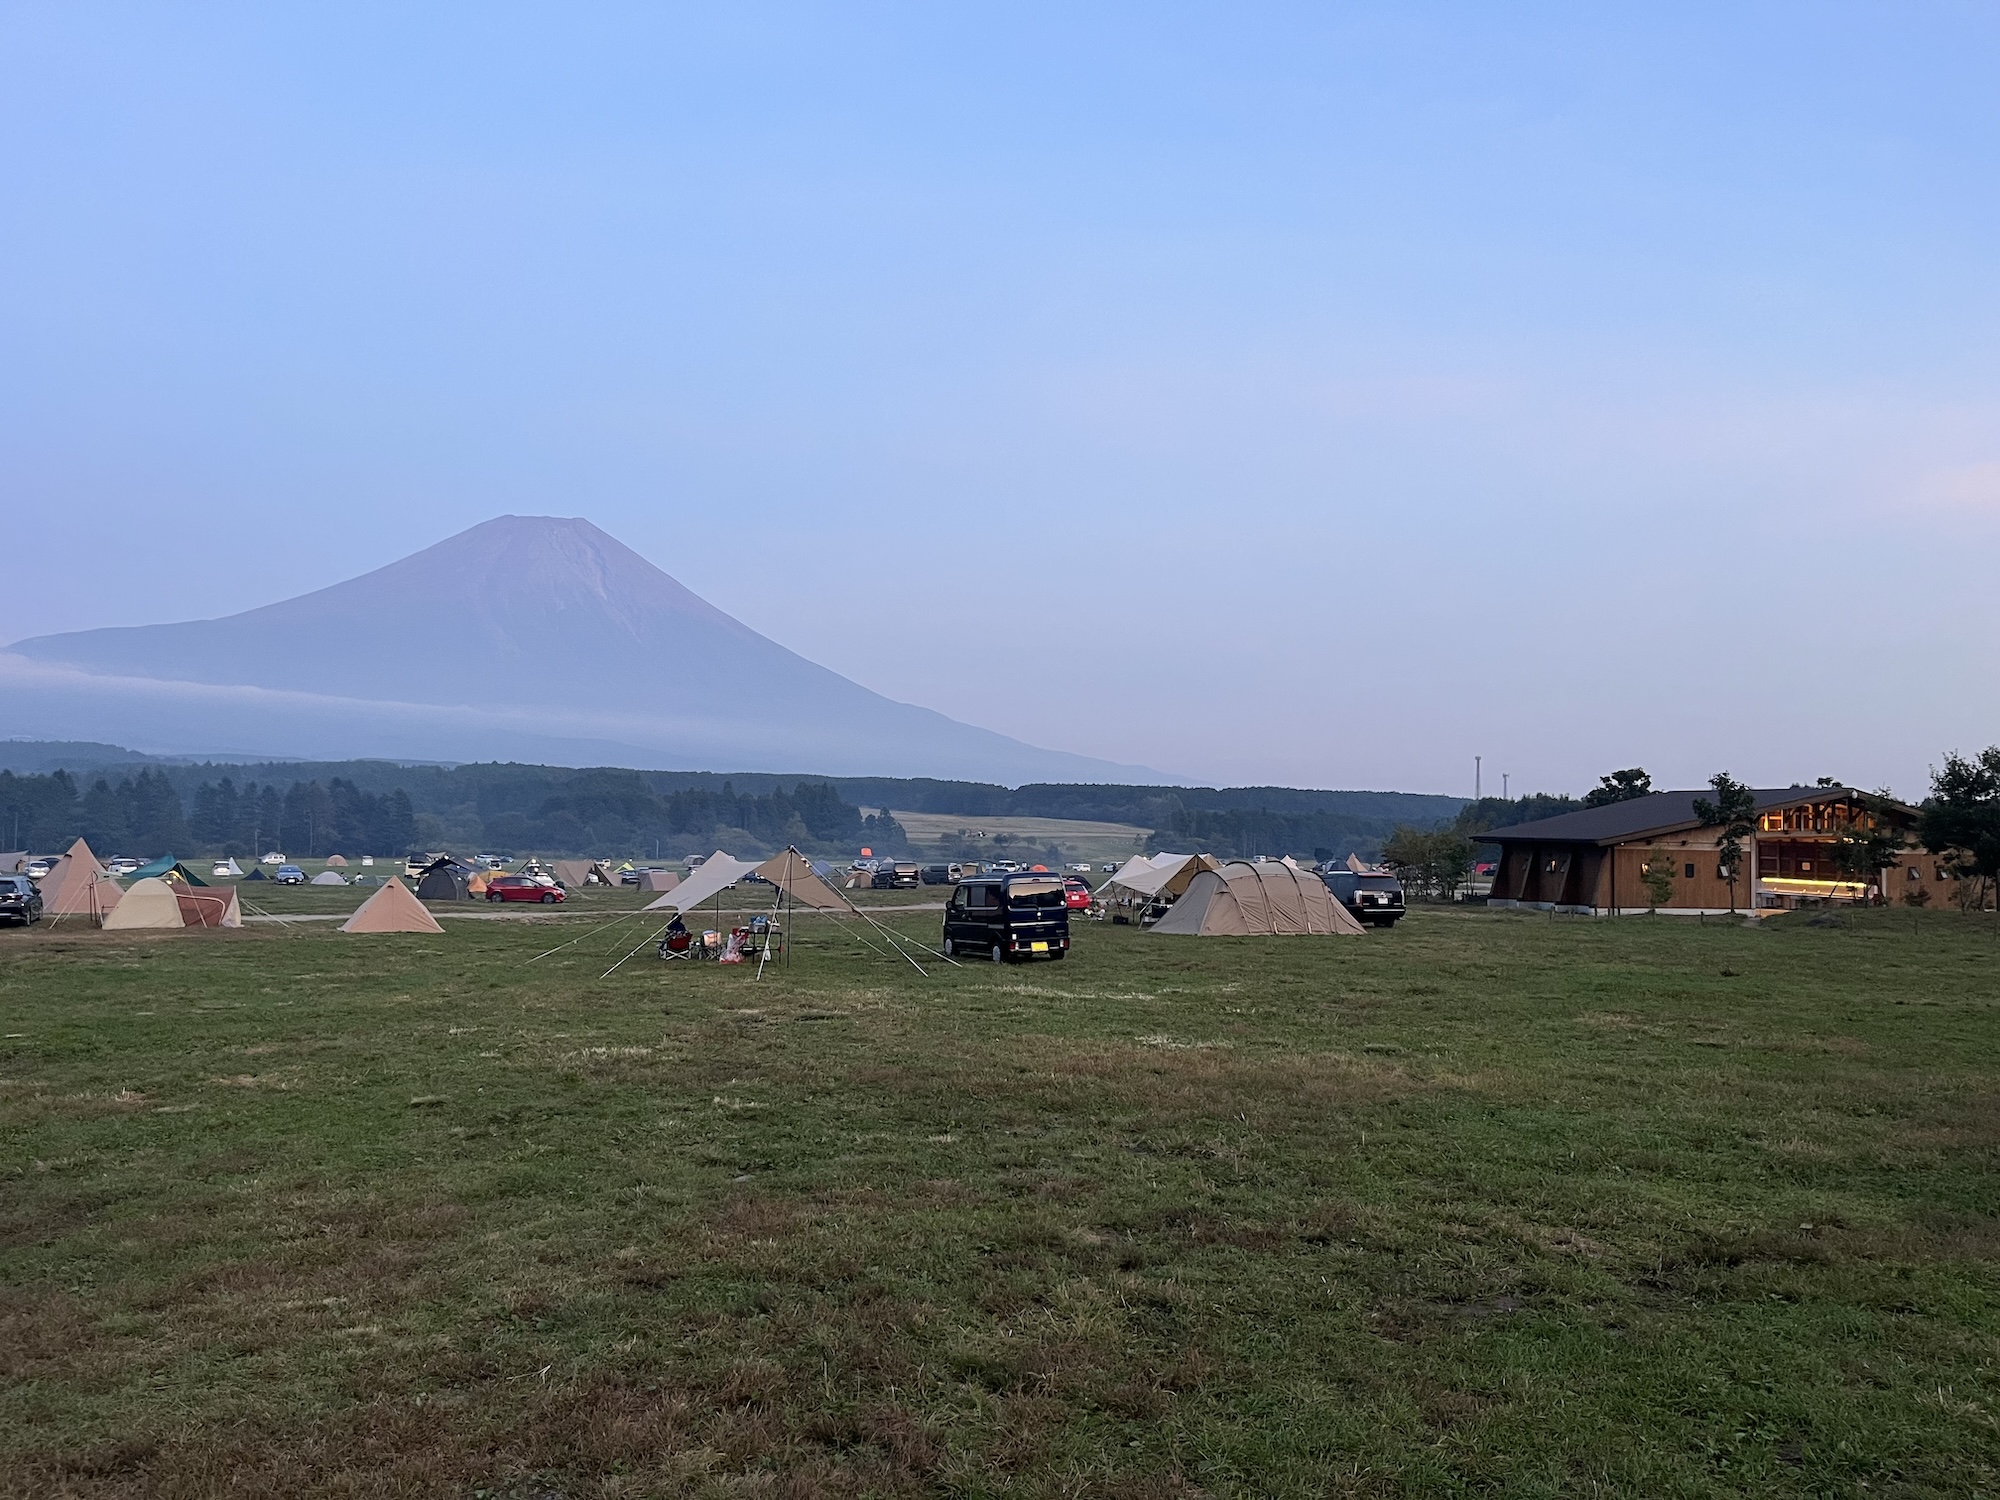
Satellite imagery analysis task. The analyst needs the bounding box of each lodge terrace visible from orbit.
[1480,785,1953,915]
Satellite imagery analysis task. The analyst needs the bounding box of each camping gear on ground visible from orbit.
[1149,859,1366,936]
[310,870,349,886]
[340,877,445,934]
[101,876,185,930]
[413,857,474,901]
[39,839,122,921]
[176,885,242,928]
[352,874,381,887]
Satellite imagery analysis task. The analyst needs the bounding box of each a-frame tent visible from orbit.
[340,877,445,934]
[752,848,856,912]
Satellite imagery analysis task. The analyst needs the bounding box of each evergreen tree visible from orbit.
[79,778,132,852]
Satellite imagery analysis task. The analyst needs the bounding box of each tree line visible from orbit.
[0,764,896,860]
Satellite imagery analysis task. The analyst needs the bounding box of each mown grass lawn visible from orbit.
[2,906,1996,1497]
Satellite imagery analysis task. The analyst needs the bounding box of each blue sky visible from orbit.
[4,3,1997,796]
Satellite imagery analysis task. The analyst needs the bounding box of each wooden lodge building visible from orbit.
[1481,785,1950,915]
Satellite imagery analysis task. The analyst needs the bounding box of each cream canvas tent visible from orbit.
[641,852,762,915]
[636,868,680,893]
[552,856,612,892]
[40,839,122,920]
[324,854,348,867]
[753,848,857,912]
[102,876,186,930]
[1097,852,1222,904]
[310,870,349,886]
[177,885,243,928]
[0,852,27,874]
[1150,860,1366,937]
[340,877,445,934]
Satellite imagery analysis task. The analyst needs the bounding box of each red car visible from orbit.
[1063,877,1092,911]
[487,875,565,904]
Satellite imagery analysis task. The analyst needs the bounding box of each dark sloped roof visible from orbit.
[1476,786,1874,846]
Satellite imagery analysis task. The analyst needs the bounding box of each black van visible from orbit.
[1321,868,1406,927]
[943,874,1070,962]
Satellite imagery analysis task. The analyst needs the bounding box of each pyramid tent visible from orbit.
[1151,860,1366,937]
[641,852,761,913]
[242,866,268,881]
[636,868,680,893]
[340,877,444,934]
[102,877,186,929]
[550,860,594,889]
[310,869,349,885]
[753,848,857,912]
[214,857,244,877]
[41,839,122,919]
[176,885,243,928]
[586,861,622,886]
[324,854,348,867]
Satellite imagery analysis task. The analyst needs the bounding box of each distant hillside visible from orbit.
[0,515,1161,784]
[0,743,1469,862]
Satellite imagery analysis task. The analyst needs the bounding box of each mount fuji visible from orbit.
[0,516,1159,783]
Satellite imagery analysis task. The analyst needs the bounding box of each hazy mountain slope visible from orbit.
[1,516,1161,784]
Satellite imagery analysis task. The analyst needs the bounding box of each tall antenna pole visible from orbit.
[1503,773,1510,800]
[1475,756,1482,801]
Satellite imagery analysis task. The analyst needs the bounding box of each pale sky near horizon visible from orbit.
[4,3,1997,798]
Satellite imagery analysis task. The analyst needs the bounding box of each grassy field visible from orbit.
[2,905,1997,1497]
[884,812,1150,868]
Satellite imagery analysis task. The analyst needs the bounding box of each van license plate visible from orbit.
[1030,941,1048,952]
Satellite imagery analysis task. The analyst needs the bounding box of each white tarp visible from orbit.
[1097,851,1187,898]
[641,851,762,914]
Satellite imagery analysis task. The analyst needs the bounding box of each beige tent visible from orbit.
[176,885,243,929]
[1098,852,1222,903]
[586,860,621,886]
[641,851,761,914]
[636,868,680,893]
[1151,860,1366,937]
[102,876,185,930]
[339,877,444,935]
[324,854,348,867]
[551,860,594,889]
[753,849,856,912]
[40,838,122,920]
[0,852,26,875]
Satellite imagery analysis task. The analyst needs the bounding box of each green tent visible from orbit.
[127,855,209,886]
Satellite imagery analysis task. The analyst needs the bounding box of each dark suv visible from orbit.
[1321,869,1405,928]
[0,874,44,927]
[943,874,1071,962]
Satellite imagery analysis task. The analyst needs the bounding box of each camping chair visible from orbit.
[658,928,696,961]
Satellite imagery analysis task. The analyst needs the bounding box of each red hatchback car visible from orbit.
[487,875,565,904]
[1063,877,1092,911]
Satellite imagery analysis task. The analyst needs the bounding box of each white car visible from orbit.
[107,857,142,876]
[261,851,285,865]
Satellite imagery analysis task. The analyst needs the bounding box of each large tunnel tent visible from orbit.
[1150,859,1366,936]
